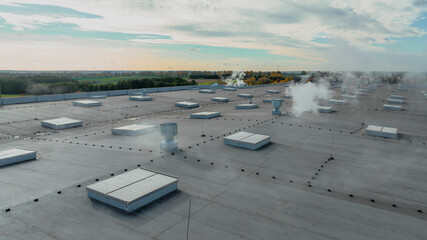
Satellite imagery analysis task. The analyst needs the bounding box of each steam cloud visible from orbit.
[400,72,427,85]
[286,80,332,117]
[224,71,246,87]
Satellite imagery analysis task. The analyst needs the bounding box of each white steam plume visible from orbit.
[400,72,427,85]
[224,71,246,87]
[286,79,332,117]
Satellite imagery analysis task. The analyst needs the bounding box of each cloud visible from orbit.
[0,0,426,71]
[414,0,427,7]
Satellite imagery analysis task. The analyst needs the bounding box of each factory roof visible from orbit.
[0,84,426,239]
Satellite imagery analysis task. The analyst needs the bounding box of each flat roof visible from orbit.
[0,84,426,239]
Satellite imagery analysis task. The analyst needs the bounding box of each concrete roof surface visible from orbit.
[0,84,426,240]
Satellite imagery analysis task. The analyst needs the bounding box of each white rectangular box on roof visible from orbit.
[41,117,83,129]
[387,99,403,104]
[86,168,177,212]
[190,112,220,119]
[366,125,383,137]
[211,97,229,102]
[237,93,253,98]
[318,106,334,113]
[0,148,37,167]
[111,124,157,136]
[383,104,402,111]
[199,89,215,94]
[263,98,283,103]
[88,95,107,99]
[365,125,398,139]
[390,95,404,100]
[223,87,237,91]
[341,95,357,100]
[381,127,398,139]
[73,100,102,107]
[224,131,271,150]
[129,95,152,101]
[175,101,199,108]
[235,103,258,109]
[329,99,348,105]
[267,90,280,94]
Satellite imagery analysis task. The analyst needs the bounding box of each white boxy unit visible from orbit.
[41,117,83,130]
[111,124,157,136]
[329,99,348,105]
[199,89,215,94]
[86,168,178,212]
[390,95,404,100]
[341,95,357,100]
[387,99,403,104]
[223,87,237,91]
[317,106,334,113]
[237,93,253,98]
[224,131,271,150]
[129,96,152,101]
[190,112,221,119]
[235,104,258,109]
[266,90,280,94]
[365,125,383,137]
[73,100,102,107]
[365,125,398,139]
[263,98,283,103]
[175,101,199,108]
[88,95,107,99]
[383,104,402,111]
[0,148,37,167]
[211,97,229,102]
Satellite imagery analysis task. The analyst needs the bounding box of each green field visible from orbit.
[198,81,218,85]
[1,94,28,98]
[75,76,158,85]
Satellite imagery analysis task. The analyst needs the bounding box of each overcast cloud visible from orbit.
[0,0,426,71]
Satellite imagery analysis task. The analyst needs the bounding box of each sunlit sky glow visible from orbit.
[0,0,426,71]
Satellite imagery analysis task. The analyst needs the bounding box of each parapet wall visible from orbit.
[0,83,286,105]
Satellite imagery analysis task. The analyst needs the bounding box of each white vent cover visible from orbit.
[0,148,37,167]
[73,100,102,107]
[41,117,83,129]
[175,101,199,108]
[86,168,178,212]
[111,124,157,136]
[224,131,271,150]
[190,112,221,119]
[365,125,398,139]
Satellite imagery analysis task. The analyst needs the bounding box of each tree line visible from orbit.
[0,74,196,95]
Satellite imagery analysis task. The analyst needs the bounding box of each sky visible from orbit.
[0,0,426,71]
